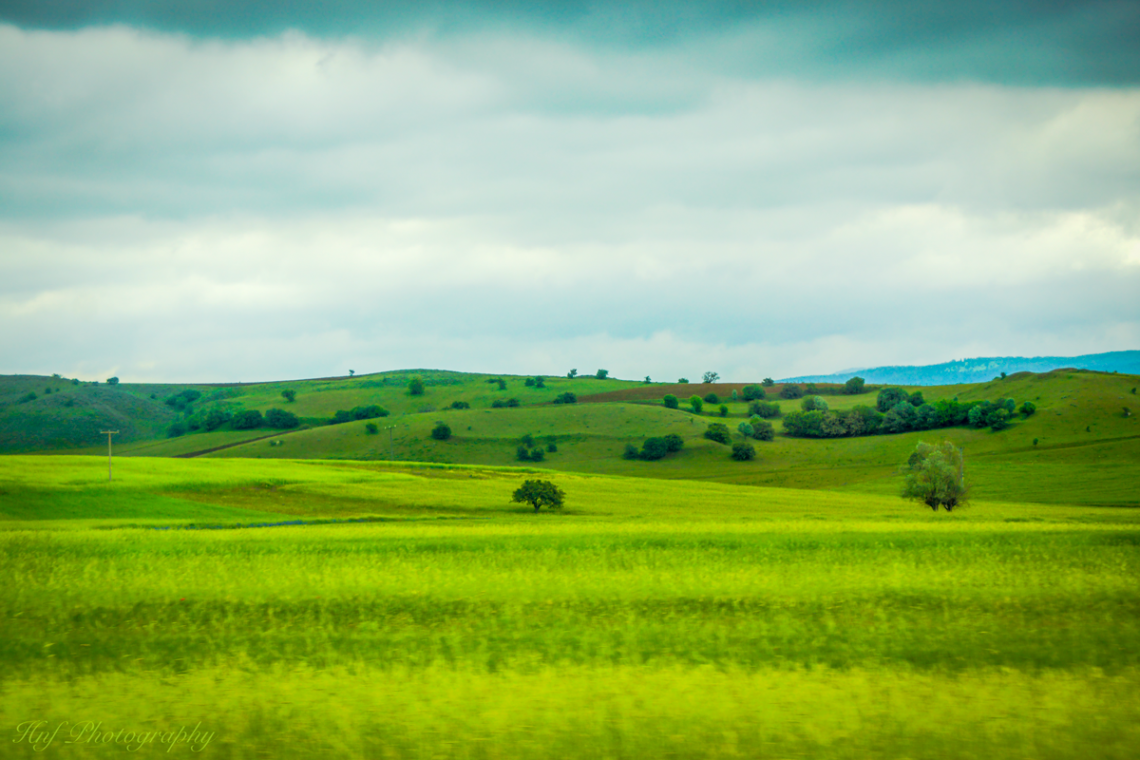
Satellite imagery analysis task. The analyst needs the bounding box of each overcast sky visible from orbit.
[2,1,1138,383]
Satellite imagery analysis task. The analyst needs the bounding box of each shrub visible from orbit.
[704,393,719,404]
[106,377,120,386]
[749,401,781,418]
[281,390,296,403]
[506,398,520,408]
[450,400,470,410]
[877,387,909,413]
[719,404,728,417]
[71,378,79,385]
[232,410,263,430]
[595,369,608,380]
[742,384,765,401]
[521,433,535,447]
[738,422,754,439]
[568,369,577,378]
[731,442,756,461]
[166,420,188,438]
[408,376,425,396]
[535,377,545,388]
[844,376,866,394]
[18,392,36,403]
[492,399,506,408]
[512,479,565,512]
[517,445,532,461]
[525,378,535,387]
[351,405,389,420]
[689,395,703,414]
[431,422,451,440]
[529,447,545,462]
[640,437,669,461]
[265,408,300,429]
[496,378,507,391]
[622,443,640,460]
[780,384,803,400]
[801,396,829,412]
[987,408,1010,431]
[1018,401,1035,417]
[909,391,926,407]
[365,422,378,434]
[663,434,684,452]
[553,392,577,404]
[704,423,731,444]
[750,419,775,441]
[677,378,689,384]
[546,442,558,453]
[663,394,679,409]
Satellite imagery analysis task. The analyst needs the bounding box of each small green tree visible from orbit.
[512,480,565,512]
[106,377,120,386]
[622,443,640,460]
[1020,401,1036,417]
[762,378,774,387]
[265,408,300,429]
[689,395,703,414]
[663,434,684,452]
[595,369,609,380]
[663,394,679,409]
[704,392,719,404]
[640,437,669,461]
[750,418,775,441]
[568,369,578,378]
[496,378,507,391]
[553,392,577,404]
[731,442,756,461]
[282,389,296,403]
[718,404,728,417]
[431,422,451,440]
[780,383,803,400]
[742,384,765,401]
[365,422,378,434]
[844,376,866,395]
[901,441,967,511]
[232,410,263,430]
[801,396,829,412]
[409,376,425,396]
[704,423,731,444]
[678,378,689,384]
[450,400,470,409]
[738,422,754,438]
[703,371,720,383]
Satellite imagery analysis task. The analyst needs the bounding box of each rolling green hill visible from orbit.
[3,367,1137,507]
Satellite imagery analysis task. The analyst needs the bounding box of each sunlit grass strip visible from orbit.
[7,665,1139,759]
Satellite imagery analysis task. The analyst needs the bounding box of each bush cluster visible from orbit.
[553,392,577,404]
[624,434,684,461]
[784,392,1027,439]
[748,401,781,418]
[332,405,389,425]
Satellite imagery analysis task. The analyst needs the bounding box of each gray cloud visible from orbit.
[0,22,1138,382]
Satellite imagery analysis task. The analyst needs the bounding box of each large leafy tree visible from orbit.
[512,480,566,512]
[901,441,968,511]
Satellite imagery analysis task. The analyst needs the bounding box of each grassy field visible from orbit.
[3,456,1140,758]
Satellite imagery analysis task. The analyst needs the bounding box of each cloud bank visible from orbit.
[1,10,1137,382]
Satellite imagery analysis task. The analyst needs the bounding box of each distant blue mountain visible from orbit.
[781,350,1140,387]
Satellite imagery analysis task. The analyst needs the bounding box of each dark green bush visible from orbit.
[450,400,470,410]
[704,423,731,444]
[232,410,263,430]
[704,393,719,404]
[663,394,679,409]
[731,442,756,461]
[553,392,577,404]
[431,422,451,440]
[622,443,640,460]
[742,385,765,401]
[640,437,669,461]
[748,401,781,418]
[780,384,803,400]
[664,434,684,452]
[265,408,299,429]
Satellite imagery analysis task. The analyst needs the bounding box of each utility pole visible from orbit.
[100,430,119,481]
[384,425,396,461]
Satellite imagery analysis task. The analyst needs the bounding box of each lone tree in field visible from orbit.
[281,389,296,403]
[512,479,565,512]
[409,376,425,396]
[901,440,968,511]
[703,371,719,384]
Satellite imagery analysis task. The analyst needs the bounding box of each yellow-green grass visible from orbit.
[3,458,1139,758]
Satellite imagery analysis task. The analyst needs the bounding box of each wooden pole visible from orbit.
[384,425,396,461]
[100,430,119,481]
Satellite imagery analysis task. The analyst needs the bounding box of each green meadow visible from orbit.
[3,453,1140,758]
[2,368,1138,757]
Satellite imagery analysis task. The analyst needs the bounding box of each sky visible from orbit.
[1,1,1138,383]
